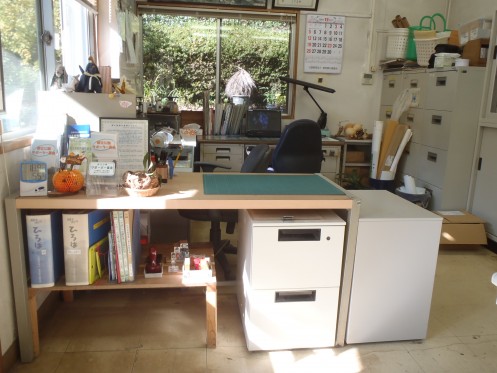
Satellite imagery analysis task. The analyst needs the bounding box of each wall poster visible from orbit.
[304,14,345,74]
[99,118,149,181]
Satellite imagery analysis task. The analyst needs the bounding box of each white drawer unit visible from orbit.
[383,67,485,210]
[237,209,345,351]
[321,145,341,182]
[201,143,244,172]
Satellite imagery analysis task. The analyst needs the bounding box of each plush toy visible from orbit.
[50,65,68,90]
[76,56,102,93]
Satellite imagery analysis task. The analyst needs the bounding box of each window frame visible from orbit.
[0,0,97,142]
[138,4,299,119]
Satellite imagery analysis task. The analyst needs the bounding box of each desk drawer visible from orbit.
[250,224,345,289]
[242,287,339,351]
[202,143,244,155]
[201,153,243,171]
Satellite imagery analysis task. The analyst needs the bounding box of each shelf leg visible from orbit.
[28,294,40,358]
[205,283,217,348]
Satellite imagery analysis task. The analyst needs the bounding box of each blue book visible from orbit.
[62,209,111,285]
[25,210,64,288]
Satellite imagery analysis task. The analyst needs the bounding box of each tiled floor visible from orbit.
[9,246,497,373]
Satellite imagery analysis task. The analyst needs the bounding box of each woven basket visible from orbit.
[414,36,448,66]
[124,186,160,197]
[385,29,409,59]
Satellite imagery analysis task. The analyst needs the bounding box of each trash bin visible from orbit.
[395,187,431,209]
[370,178,395,192]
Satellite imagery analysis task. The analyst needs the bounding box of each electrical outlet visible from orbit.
[362,73,373,85]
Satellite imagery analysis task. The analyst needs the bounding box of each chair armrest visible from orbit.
[194,161,232,173]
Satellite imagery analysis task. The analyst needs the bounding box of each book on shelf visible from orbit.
[25,210,64,288]
[111,211,126,283]
[88,236,109,284]
[109,209,141,283]
[62,209,111,286]
[107,231,117,282]
[116,210,129,281]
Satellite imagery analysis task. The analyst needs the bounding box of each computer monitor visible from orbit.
[246,109,282,138]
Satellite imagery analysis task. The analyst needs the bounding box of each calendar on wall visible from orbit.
[304,15,345,74]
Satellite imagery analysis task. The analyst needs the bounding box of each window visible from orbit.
[141,8,296,115]
[0,0,96,139]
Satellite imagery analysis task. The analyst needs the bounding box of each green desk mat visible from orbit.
[203,174,345,195]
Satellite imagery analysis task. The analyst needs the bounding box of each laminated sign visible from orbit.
[304,15,345,74]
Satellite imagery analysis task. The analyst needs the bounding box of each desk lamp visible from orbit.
[279,76,336,130]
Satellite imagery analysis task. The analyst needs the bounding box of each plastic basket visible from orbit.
[414,36,448,66]
[385,29,409,59]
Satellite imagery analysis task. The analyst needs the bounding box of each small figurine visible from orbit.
[76,56,102,93]
[145,247,162,273]
[50,64,68,90]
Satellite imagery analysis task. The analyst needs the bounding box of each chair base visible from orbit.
[214,240,237,281]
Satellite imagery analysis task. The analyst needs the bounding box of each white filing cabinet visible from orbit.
[237,209,345,351]
[346,190,443,344]
[381,67,485,210]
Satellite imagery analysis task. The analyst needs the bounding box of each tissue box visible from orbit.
[435,210,487,245]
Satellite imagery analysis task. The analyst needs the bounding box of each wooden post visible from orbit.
[205,283,217,348]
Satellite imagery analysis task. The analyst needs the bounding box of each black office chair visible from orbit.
[271,119,323,173]
[178,144,271,280]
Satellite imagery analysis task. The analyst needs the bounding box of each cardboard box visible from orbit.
[462,38,489,66]
[458,18,492,45]
[435,210,487,245]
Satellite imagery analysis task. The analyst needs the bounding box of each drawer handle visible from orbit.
[388,79,396,88]
[215,156,230,161]
[409,79,418,88]
[215,147,231,153]
[406,113,415,122]
[275,290,316,303]
[427,152,438,162]
[436,77,447,86]
[278,228,321,241]
[431,115,442,125]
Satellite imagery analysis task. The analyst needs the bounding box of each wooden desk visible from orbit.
[6,172,360,362]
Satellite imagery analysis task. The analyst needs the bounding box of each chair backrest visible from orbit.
[271,119,322,173]
[241,144,271,173]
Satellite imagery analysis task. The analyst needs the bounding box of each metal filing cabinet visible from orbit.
[201,143,244,172]
[237,209,345,351]
[381,67,485,210]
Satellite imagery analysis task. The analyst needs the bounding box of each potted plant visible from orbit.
[225,67,256,104]
[122,153,161,197]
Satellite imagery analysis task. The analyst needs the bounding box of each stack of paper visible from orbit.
[370,119,412,181]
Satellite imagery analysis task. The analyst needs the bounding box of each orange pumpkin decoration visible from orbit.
[53,169,84,193]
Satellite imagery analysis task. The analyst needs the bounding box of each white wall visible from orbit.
[0,147,30,355]
[448,0,494,28]
[290,0,450,134]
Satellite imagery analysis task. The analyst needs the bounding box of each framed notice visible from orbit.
[273,0,318,10]
[304,15,345,74]
[149,0,267,8]
[99,118,149,181]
